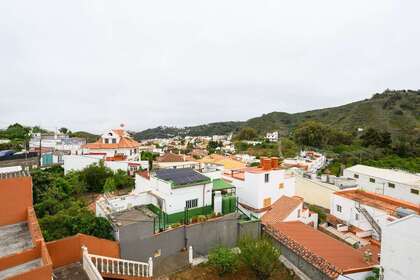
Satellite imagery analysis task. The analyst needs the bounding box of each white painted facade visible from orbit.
[330,193,396,240]
[63,154,148,175]
[224,168,295,218]
[381,215,420,280]
[29,134,85,154]
[135,173,213,214]
[343,165,420,204]
[265,131,279,142]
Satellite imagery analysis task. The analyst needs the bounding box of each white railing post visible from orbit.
[148,257,153,277]
[188,246,193,264]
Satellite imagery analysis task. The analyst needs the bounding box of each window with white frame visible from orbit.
[264,174,269,183]
[354,174,359,179]
[186,199,198,209]
[388,183,395,188]
[336,205,342,213]
[369,178,375,183]
[355,213,359,220]
[411,189,419,195]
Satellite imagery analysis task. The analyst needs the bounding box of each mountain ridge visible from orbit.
[133,89,420,140]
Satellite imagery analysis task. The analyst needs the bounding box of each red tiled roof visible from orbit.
[334,189,420,214]
[261,196,303,225]
[156,153,194,162]
[82,137,140,149]
[265,222,378,278]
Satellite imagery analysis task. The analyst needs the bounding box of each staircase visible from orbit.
[355,204,382,240]
[82,246,152,279]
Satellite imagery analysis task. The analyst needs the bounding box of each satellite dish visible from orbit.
[120,123,125,128]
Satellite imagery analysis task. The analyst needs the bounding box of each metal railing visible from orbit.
[355,204,382,239]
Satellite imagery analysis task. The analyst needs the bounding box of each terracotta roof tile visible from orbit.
[82,137,140,149]
[156,153,194,162]
[265,222,378,277]
[261,196,303,225]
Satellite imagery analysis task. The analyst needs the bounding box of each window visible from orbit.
[263,198,271,208]
[388,183,395,189]
[336,205,342,213]
[104,138,109,144]
[186,199,198,209]
[355,213,359,220]
[264,174,269,183]
[354,174,359,179]
[369,178,375,183]
[112,138,117,144]
[278,182,284,189]
[411,189,419,195]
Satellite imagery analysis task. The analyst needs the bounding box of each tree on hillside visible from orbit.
[294,121,328,148]
[279,138,298,158]
[236,127,258,141]
[360,128,392,148]
[59,127,69,134]
[207,141,223,154]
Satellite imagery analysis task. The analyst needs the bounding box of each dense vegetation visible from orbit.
[134,90,420,141]
[0,123,32,150]
[207,237,282,280]
[134,122,242,140]
[31,164,134,241]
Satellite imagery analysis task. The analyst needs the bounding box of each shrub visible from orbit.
[208,246,239,276]
[197,215,207,222]
[238,236,281,279]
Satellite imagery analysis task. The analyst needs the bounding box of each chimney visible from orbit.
[260,157,272,171]
[271,157,279,169]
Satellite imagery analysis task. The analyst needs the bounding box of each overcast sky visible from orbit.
[0,1,419,133]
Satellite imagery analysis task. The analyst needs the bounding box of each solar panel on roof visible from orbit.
[155,168,210,185]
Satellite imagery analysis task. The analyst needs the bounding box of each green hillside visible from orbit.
[134,90,420,140]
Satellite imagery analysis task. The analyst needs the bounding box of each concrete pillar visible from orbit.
[148,257,153,277]
[188,246,193,264]
[214,191,222,215]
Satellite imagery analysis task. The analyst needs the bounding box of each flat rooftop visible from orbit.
[0,258,41,279]
[53,262,90,280]
[334,189,420,214]
[110,206,156,228]
[345,164,420,186]
[0,222,33,257]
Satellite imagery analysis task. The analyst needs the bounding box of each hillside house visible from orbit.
[343,164,420,204]
[223,157,295,218]
[82,126,140,161]
[154,152,199,169]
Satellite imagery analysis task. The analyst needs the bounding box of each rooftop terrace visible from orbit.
[0,222,33,258]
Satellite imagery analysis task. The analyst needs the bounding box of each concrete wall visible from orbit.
[381,215,420,280]
[119,213,260,262]
[343,168,420,204]
[0,176,33,226]
[295,176,339,209]
[46,234,120,268]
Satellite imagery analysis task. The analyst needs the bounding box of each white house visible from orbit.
[135,168,213,215]
[343,164,420,205]
[265,131,279,142]
[63,154,148,175]
[282,151,326,174]
[330,189,420,240]
[29,133,85,155]
[223,157,295,218]
[82,126,140,160]
[380,214,420,280]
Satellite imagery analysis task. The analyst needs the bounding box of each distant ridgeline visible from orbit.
[133,90,420,140]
